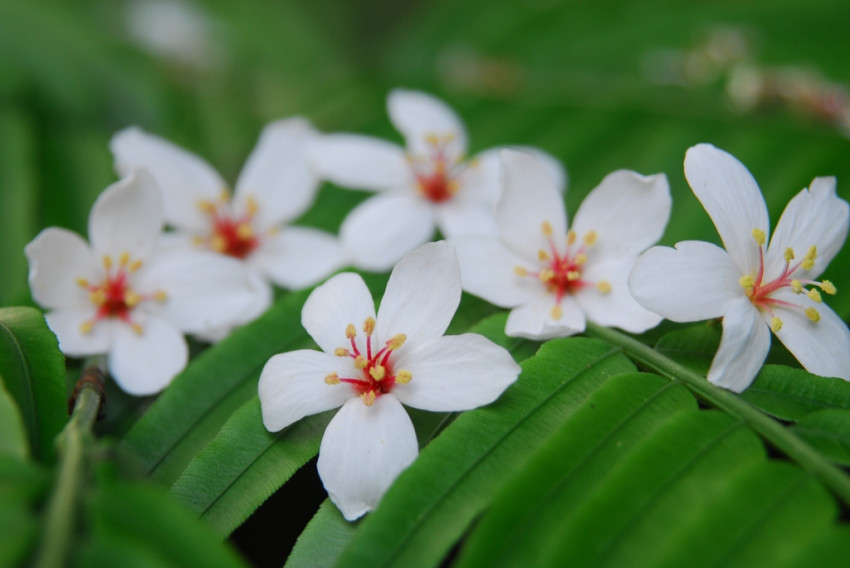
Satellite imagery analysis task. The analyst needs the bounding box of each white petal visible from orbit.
[302,272,376,355]
[25,228,99,310]
[392,334,519,411]
[45,309,110,356]
[258,350,355,431]
[387,89,467,161]
[772,291,850,381]
[505,292,585,339]
[707,298,771,392]
[250,227,347,290]
[452,236,538,307]
[109,317,188,395]
[189,271,272,343]
[684,144,769,274]
[570,170,671,258]
[765,177,850,280]
[495,149,567,260]
[434,201,498,238]
[234,117,320,228]
[110,127,225,231]
[89,169,164,261]
[136,249,269,335]
[307,134,413,191]
[628,241,742,322]
[317,395,418,521]
[375,242,461,346]
[577,257,663,333]
[340,193,435,271]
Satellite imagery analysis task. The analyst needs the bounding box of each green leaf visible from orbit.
[467,311,540,363]
[0,456,49,568]
[334,337,635,568]
[654,322,721,375]
[169,397,331,537]
[741,364,850,421]
[121,290,313,484]
[792,409,850,466]
[0,505,39,568]
[0,381,29,460]
[285,499,359,568]
[0,307,67,463]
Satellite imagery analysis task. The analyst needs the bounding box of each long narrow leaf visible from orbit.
[285,499,358,568]
[792,409,850,466]
[741,365,850,421]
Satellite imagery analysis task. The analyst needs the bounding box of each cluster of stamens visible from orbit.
[514,221,611,320]
[739,228,837,332]
[324,317,412,406]
[76,252,166,335]
[197,192,265,259]
[408,133,468,203]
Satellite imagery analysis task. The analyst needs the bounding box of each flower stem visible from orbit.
[34,363,105,568]
[584,322,850,506]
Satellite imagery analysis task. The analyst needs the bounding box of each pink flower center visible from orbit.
[76,252,167,335]
[410,133,463,204]
[198,194,261,259]
[325,317,412,406]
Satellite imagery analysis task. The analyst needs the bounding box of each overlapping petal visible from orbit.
[452,236,536,308]
[301,272,376,354]
[44,308,111,356]
[434,201,499,238]
[250,227,347,290]
[707,298,772,392]
[25,228,99,310]
[387,89,467,161]
[577,259,662,333]
[505,292,586,339]
[109,316,188,396]
[308,134,412,191]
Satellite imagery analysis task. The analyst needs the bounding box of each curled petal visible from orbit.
[45,308,110,357]
[234,117,320,228]
[505,292,585,340]
[387,89,467,162]
[109,316,188,396]
[251,227,347,290]
[258,350,354,431]
[393,334,519,412]
[89,169,164,261]
[302,272,376,355]
[684,144,769,274]
[375,242,461,346]
[577,258,663,333]
[629,241,742,322]
[111,127,225,231]
[25,228,99,310]
[452,236,537,308]
[318,395,418,521]
[707,298,771,392]
[307,134,412,191]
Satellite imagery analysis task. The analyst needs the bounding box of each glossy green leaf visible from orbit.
[333,337,635,568]
[466,311,540,363]
[654,322,721,375]
[0,455,50,504]
[121,290,312,484]
[792,409,850,466]
[741,364,850,421]
[285,499,359,568]
[169,397,331,537]
[0,307,67,463]
[0,381,28,460]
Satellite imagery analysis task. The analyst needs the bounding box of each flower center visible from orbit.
[514,222,611,320]
[197,193,262,259]
[739,228,836,332]
[410,133,463,204]
[76,252,167,335]
[324,317,412,406]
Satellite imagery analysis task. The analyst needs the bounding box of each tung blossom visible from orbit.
[452,150,671,339]
[258,242,520,520]
[629,143,850,392]
[308,89,564,271]
[25,170,261,395]
[111,118,346,337]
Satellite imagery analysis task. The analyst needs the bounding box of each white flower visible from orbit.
[452,149,671,340]
[25,170,261,395]
[629,143,850,392]
[258,242,520,520]
[308,89,564,271]
[110,118,347,338]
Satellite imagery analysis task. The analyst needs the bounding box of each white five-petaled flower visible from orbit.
[25,170,261,395]
[629,143,850,392]
[111,118,346,338]
[308,89,564,271]
[452,150,671,339]
[258,242,520,520]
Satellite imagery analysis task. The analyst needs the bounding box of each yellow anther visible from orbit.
[537,249,550,261]
[784,247,795,263]
[806,245,818,259]
[102,255,113,270]
[801,258,816,271]
[153,290,168,302]
[425,133,440,146]
[805,307,821,322]
[370,365,386,381]
[89,290,106,305]
[324,373,340,385]
[567,230,577,245]
[361,391,376,406]
[541,221,553,237]
[236,223,253,240]
[770,317,783,333]
[567,271,581,281]
[387,334,407,351]
[446,180,461,196]
[539,269,555,282]
[354,355,367,370]
[334,347,348,357]
[79,321,94,334]
[396,370,412,384]
[791,279,803,294]
[124,291,141,307]
[443,132,457,143]
[363,317,375,336]
[245,195,259,216]
[345,323,356,339]
[210,235,227,253]
[820,280,837,295]
[551,304,563,320]
[802,245,818,270]
[266,227,279,237]
[76,277,89,288]
[751,228,766,246]
[198,200,216,214]
[807,289,823,303]
[574,253,588,265]
[739,275,755,288]
[129,259,143,272]
[514,266,528,277]
[131,322,144,335]
[583,230,598,246]
[597,280,612,294]
[119,251,130,266]
[218,189,230,202]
